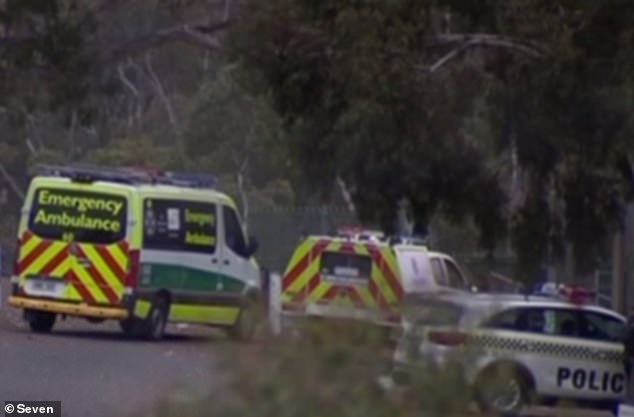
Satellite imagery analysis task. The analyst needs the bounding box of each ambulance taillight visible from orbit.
[124,249,141,293]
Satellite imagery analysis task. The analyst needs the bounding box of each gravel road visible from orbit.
[0,279,615,417]
[0,279,233,417]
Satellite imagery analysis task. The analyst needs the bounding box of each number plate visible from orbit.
[24,278,66,297]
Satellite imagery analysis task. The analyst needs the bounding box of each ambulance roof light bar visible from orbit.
[159,171,217,189]
[35,164,217,189]
[35,164,154,185]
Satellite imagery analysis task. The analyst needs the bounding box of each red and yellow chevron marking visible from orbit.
[16,230,129,305]
[281,238,404,314]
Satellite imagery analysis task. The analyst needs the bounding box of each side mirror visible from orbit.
[245,235,259,257]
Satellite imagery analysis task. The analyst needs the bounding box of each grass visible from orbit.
[145,319,475,417]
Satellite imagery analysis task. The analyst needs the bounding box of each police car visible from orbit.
[390,284,626,416]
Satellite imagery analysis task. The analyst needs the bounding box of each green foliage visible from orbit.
[86,137,186,170]
[228,0,634,279]
[229,0,504,235]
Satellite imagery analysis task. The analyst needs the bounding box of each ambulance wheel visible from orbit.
[119,318,140,336]
[143,296,169,341]
[227,298,258,342]
[28,310,56,333]
[474,363,534,417]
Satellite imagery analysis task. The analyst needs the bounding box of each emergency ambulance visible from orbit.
[8,164,262,341]
[279,226,476,331]
[390,285,626,416]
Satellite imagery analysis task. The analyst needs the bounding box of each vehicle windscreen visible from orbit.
[402,295,465,326]
[28,187,127,245]
[320,251,372,283]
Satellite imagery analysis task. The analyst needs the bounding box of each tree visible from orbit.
[184,63,293,225]
[227,0,634,282]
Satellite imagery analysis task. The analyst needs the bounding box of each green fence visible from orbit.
[247,205,358,273]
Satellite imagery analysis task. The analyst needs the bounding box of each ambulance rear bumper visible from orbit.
[8,296,129,320]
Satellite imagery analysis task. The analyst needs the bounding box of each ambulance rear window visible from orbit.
[27,187,127,245]
[320,251,372,281]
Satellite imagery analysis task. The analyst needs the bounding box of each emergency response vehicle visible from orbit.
[8,164,262,341]
[389,285,626,416]
[279,226,476,331]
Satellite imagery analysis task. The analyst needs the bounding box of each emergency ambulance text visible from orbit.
[184,208,215,246]
[184,209,214,226]
[38,190,124,216]
[32,189,125,233]
[556,367,624,393]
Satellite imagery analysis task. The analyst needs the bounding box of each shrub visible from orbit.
[146,320,474,417]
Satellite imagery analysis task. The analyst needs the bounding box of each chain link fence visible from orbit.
[246,204,522,291]
[247,205,358,274]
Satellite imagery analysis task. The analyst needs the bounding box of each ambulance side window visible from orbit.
[143,199,217,254]
[444,259,468,290]
[430,258,447,286]
[223,206,247,257]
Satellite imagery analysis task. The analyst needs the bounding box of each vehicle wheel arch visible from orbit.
[154,288,172,307]
[476,359,537,391]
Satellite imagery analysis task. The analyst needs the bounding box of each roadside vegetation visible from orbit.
[145,322,474,417]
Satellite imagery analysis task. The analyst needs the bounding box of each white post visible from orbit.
[268,272,281,335]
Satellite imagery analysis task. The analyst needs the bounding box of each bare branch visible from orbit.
[426,33,548,55]
[144,53,178,131]
[99,13,229,65]
[67,109,78,161]
[336,176,355,213]
[421,35,546,74]
[117,63,140,97]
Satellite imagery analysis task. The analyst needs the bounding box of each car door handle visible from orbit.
[223,260,230,265]
[211,258,218,264]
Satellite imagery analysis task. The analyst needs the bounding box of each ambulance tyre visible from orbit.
[119,318,139,336]
[145,295,169,340]
[474,363,535,417]
[27,310,56,333]
[227,295,259,342]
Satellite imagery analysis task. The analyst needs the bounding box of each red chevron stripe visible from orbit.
[40,245,69,275]
[118,240,129,253]
[95,245,126,284]
[282,239,328,290]
[347,287,364,307]
[17,239,52,275]
[77,246,118,304]
[292,272,321,303]
[21,230,34,245]
[320,285,339,302]
[367,246,403,300]
[369,279,390,311]
[66,270,96,304]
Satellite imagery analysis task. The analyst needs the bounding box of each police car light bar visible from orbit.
[337,225,363,236]
[537,283,595,305]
